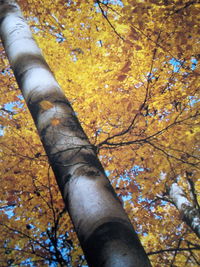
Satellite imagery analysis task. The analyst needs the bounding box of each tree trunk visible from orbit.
[0,1,151,266]
[169,183,200,238]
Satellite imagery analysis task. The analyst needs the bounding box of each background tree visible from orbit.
[0,0,199,266]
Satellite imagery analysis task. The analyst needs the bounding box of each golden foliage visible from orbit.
[0,0,199,265]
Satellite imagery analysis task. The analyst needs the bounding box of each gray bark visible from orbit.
[169,183,200,238]
[0,0,152,266]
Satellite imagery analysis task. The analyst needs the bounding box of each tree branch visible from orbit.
[147,246,200,256]
[95,0,124,41]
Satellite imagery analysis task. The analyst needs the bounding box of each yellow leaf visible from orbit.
[51,118,61,126]
[40,100,54,110]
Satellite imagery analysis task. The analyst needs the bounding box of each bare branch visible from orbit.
[147,246,200,256]
[95,0,124,41]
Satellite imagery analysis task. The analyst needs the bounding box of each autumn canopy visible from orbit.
[0,0,200,266]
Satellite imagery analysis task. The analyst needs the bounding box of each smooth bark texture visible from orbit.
[0,0,152,266]
[169,183,200,238]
